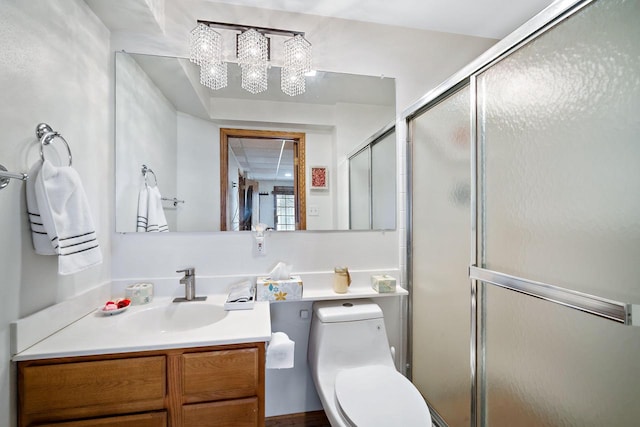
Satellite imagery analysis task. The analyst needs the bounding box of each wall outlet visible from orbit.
[256,236,266,255]
[308,205,319,216]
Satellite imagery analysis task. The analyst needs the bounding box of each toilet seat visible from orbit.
[334,365,431,427]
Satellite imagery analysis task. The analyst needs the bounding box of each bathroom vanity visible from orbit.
[12,275,405,426]
[18,342,264,427]
[13,294,271,427]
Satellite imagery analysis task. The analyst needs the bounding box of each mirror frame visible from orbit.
[220,128,307,231]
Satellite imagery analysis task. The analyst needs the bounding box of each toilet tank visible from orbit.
[308,300,395,374]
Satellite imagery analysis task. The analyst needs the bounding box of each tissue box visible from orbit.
[257,276,303,302]
[371,275,397,293]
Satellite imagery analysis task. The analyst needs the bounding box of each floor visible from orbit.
[265,410,331,427]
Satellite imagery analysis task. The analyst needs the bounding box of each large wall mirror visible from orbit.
[115,51,396,232]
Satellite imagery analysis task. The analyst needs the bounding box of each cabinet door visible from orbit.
[183,398,258,427]
[183,348,259,403]
[20,356,166,425]
[36,411,167,427]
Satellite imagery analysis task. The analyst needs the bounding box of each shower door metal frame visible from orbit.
[403,1,613,426]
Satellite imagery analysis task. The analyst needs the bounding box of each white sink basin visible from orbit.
[123,302,228,333]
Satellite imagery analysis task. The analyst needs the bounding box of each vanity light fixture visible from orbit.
[190,21,312,95]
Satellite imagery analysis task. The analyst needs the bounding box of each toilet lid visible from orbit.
[335,365,431,427]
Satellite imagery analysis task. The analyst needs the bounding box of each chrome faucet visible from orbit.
[174,268,206,302]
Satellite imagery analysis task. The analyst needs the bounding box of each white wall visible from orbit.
[0,1,113,426]
[305,132,334,230]
[176,112,220,231]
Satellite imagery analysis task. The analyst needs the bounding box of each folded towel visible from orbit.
[227,281,254,303]
[146,185,168,232]
[35,160,103,275]
[136,186,149,232]
[26,161,56,255]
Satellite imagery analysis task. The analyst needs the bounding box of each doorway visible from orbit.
[220,128,306,231]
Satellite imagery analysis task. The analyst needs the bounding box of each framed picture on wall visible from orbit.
[310,166,328,190]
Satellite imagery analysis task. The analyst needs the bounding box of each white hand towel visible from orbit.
[227,281,254,303]
[136,186,149,232]
[26,161,56,255]
[146,186,168,232]
[35,160,103,275]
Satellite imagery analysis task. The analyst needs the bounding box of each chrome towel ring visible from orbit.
[141,164,158,186]
[36,123,72,167]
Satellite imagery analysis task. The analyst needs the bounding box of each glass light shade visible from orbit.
[281,35,312,96]
[237,29,269,66]
[189,24,222,66]
[200,60,228,90]
[237,29,269,93]
[281,66,306,96]
[241,63,268,94]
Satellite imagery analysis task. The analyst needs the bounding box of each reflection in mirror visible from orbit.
[115,51,396,232]
[349,126,396,230]
[220,128,306,231]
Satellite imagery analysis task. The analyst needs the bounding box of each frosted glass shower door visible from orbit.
[411,85,471,427]
[349,148,371,229]
[476,0,640,425]
[371,130,396,229]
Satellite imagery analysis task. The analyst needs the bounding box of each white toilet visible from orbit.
[308,299,432,426]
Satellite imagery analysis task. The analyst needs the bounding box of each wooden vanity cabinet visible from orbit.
[18,342,265,427]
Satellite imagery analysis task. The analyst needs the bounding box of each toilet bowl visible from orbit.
[308,299,432,427]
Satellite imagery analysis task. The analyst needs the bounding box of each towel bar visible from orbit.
[162,197,185,207]
[0,164,28,190]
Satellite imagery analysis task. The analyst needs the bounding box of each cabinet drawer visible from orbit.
[183,348,258,402]
[36,411,167,427]
[183,398,258,427]
[20,356,166,423]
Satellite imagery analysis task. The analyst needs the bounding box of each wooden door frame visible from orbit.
[220,128,306,231]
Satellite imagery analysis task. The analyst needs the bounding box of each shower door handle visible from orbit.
[469,266,638,326]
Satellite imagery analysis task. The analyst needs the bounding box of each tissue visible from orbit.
[257,262,303,301]
[269,262,292,280]
[266,332,295,369]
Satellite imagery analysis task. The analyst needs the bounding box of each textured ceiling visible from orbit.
[204,0,557,39]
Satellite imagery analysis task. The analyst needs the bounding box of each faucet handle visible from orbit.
[176,267,195,276]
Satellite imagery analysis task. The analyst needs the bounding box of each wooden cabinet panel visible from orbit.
[18,343,265,427]
[183,348,258,402]
[20,356,166,424]
[183,398,258,427]
[36,411,167,427]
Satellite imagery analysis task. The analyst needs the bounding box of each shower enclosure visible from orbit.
[408,0,640,425]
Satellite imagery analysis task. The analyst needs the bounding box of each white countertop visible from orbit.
[13,294,271,362]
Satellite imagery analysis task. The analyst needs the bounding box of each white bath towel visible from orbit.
[35,160,103,275]
[146,185,168,232]
[26,161,56,255]
[136,186,149,232]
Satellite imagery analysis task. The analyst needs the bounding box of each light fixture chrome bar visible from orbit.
[469,266,633,324]
[197,20,305,37]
